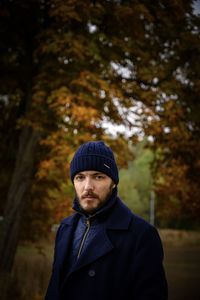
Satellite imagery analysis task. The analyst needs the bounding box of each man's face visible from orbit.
[74,170,115,214]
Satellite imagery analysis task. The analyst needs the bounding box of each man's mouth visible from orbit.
[82,194,98,200]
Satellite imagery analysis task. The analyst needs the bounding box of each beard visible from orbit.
[75,183,115,215]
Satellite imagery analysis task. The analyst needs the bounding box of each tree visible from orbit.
[140,3,200,225]
[119,140,154,221]
[0,1,134,295]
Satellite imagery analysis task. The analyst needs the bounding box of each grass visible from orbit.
[10,242,54,300]
[10,229,200,300]
[159,229,200,246]
[160,229,200,300]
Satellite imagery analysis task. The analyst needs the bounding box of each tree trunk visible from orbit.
[0,125,40,299]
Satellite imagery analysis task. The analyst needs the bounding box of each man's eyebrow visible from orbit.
[75,172,105,176]
[92,172,105,176]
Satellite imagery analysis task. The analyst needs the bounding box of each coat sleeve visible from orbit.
[45,224,63,300]
[131,225,168,300]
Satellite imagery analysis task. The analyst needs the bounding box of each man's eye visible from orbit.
[75,175,84,181]
[95,175,104,180]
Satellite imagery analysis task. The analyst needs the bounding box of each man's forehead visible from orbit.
[76,170,106,176]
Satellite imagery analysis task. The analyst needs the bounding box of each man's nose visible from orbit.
[84,178,94,191]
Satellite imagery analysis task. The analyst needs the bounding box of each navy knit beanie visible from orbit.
[70,141,119,184]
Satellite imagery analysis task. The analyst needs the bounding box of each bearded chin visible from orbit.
[75,184,115,214]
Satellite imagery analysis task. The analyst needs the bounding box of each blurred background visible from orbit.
[0,0,200,299]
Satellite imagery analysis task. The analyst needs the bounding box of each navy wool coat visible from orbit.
[45,197,168,300]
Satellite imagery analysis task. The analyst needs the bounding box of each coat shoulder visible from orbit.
[61,213,78,225]
[54,213,79,240]
[117,198,153,231]
[118,198,160,241]
[131,212,153,232]
[109,197,157,240]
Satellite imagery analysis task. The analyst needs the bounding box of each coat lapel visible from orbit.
[59,197,132,283]
[68,198,132,273]
[70,228,114,273]
[55,214,79,268]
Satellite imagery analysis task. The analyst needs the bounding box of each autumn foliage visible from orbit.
[0,2,200,290]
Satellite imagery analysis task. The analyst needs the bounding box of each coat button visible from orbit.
[88,269,95,277]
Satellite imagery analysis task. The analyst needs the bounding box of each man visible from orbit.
[45,141,168,300]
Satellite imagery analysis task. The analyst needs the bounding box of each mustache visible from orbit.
[81,191,99,199]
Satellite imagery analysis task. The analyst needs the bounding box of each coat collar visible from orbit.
[61,213,79,226]
[104,197,133,230]
[61,196,132,230]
